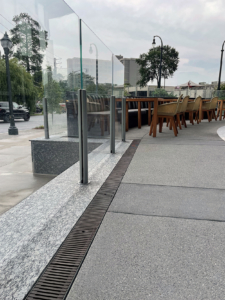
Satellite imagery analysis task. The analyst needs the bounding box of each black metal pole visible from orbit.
[159,44,163,89]
[154,35,163,89]
[4,48,18,135]
[96,57,98,95]
[218,41,225,91]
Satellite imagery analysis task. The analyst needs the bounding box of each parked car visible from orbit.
[35,105,43,113]
[0,102,30,122]
[59,103,66,113]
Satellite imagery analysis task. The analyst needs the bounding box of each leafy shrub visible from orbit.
[152,88,177,98]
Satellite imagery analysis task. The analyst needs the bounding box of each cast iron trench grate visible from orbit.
[24,139,140,300]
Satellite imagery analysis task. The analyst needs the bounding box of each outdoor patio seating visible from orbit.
[150,96,180,136]
[185,96,202,125]
[87,96,110,136]
[127,101,149,128]
[87,95,101,112]
[201,97,218,122]
[176,95,189,129]
[216,99,225,120]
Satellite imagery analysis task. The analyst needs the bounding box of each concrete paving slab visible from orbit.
[125,125,150,140]
[0,130,54,215]
[0,174,53,210]
[0,156,33,173]
[0,155,15,167]
[67,212,225,300]
[217,126,225,141]
[126,120,225,142]
[122,143,225,189]
[0,145,30,156]
[109,183,225,221]
[66,119,225,300]
[0,115,44,134]
[141,138,225,146]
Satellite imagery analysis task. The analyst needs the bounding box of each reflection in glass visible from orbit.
[1,0,124,139]
[89,43,98,94]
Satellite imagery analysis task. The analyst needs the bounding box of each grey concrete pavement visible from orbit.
[110,183,225,221]
[67,119,225,300]
[0,115,44,133]
[67,213,225,300]
[0,129,54,215]
[122,143,225,189]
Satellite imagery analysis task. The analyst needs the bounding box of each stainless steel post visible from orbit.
[78,89,88,184]
[122,97,126,142]
[110,95,115,153]
[43,98,49,139]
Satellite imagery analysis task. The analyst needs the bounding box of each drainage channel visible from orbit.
[24,140,140,300]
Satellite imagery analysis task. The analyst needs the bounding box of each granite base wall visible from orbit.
[31,139,102,175]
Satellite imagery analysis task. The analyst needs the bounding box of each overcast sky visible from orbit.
[65,0,225,86]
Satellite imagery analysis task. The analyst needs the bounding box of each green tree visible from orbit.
[44,67,62,114]
[152,88,176,98]
[136,45,179,87]
[67,71,96,91]
[86,83,112,96]
[220,83,225,91]
[58,80,69,102]
[10,13,48,75]
[0,57,37,112]
[218,83,225,100]
[124,83,130,97]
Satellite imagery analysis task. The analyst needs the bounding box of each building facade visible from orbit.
[126,81,225,98]
[116,56,141,86]
[67,57,112,85]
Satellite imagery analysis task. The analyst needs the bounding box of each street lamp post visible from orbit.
[152,35,163,89]
[1,32,18,135]
[217,40,225,91]
[89,43,98,95]
[164,70,168,89]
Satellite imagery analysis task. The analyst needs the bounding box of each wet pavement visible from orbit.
[0,129,54,215]
[0,115,44,134]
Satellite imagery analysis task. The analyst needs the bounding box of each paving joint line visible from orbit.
[107,210,225,223]
[121,182,225,191]
[141,142,225,146]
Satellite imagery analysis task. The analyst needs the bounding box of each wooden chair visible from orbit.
[201,97,218,122]
[166,95,183,128]
[186,96,202,125]
[216,99,225,120]
[150,97,180,137]
[176,96,189,129]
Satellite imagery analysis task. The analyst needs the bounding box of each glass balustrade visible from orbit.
[1,0,124,140]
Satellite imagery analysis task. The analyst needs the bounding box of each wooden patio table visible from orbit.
[116,97,176,137]
[116,97,216,138]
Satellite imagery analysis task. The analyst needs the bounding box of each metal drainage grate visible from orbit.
[24,139,140,300]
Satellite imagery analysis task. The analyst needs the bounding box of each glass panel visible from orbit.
[215,90,225,99]
[40,1,80,136]
[113,54,124,139]
[1,0,80,136]
[81,20,112,138]
[1,1,38,117]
